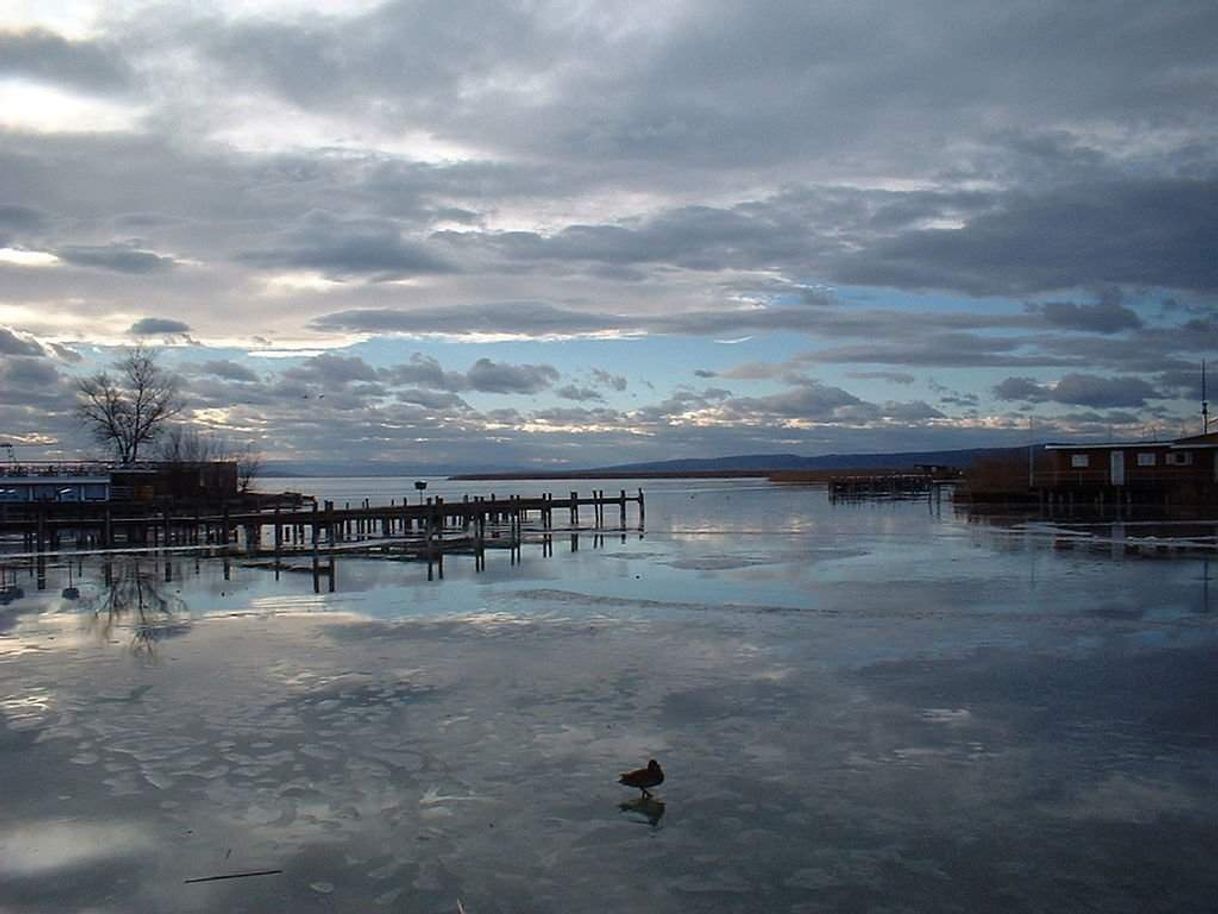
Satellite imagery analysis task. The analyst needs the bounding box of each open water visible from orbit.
[1,478,1217,912]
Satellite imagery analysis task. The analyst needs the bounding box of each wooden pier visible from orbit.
[828,473,956,500]
[0,488,645,559]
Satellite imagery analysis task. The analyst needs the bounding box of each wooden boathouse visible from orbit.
[960,431,1218,508]
[1039,431,1218,504]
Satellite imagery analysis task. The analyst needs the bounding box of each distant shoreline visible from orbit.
[448,468,915,482]
[448,470,775,480]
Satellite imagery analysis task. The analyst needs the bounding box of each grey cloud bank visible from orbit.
[0,0,1214,464]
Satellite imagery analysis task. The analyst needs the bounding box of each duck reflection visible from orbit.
[618,796,666,827]
[86,558,190,654]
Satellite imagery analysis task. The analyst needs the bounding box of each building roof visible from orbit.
[1172,430,1218,448]
[1043,441,1174,451]
[1045,430,1218,451]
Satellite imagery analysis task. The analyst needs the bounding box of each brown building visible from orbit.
[1040,431,1218,500]
[111,461,239,503]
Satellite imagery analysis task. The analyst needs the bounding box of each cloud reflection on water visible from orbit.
[0,483,1216,910]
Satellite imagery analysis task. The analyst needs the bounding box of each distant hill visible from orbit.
[262,446,1029,480]
[584,447,1022,475]
[260,460,510,478]
[448,446,1029,480]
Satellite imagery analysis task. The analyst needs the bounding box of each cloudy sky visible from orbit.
[1,0,1215,469]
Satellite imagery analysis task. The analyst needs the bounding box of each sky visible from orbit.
[1,0,1216,470]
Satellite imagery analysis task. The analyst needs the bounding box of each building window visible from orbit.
[1167,452,1194,466]
[1071,454,1090,468]
[1137,452,1157,467]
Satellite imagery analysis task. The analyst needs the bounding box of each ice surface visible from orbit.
[1,481,1216,912]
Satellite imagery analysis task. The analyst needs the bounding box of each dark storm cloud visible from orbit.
[57,244,176,274]
[130,317,190,335]
[196,0,554,125]
[0,28,130,92]
[384,354,466,392]
[531,405,626,425]
[396,388,468,410]
[313,299,1031,343]
[717,362,784,380]
[311,303,624,337]
[809,333,1076,369]
[1032,295,1143,334]
[993,377,1045,401]
[198,359,259,383]
[555,385,604,403]
[241,213,455,280]
[465,358,558,394]
[438,172,1218,302]
[1036,323,1218,373]
[1046,374,1164,409]
[690,380,864,424]
[1156,368,1206,400]
[0,327,46,357]
[421,174,1218,300]
[2,356,65,389]
[282,354,379,386]
[993,373,1163,408]
[460,202,820,272]
[879,400,946,421]
[633,386,733,423]
[0,204,48,236]
[48,343,81,363]
[831,179,1218,295]
[0,353,74,418]
[172,0,1218,178]
[848,370,916,385]
[590,369,627,391]
[267,352,558,400]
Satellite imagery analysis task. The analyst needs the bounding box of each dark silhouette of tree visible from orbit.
[236,444,262,493]
[158,423,221,463]
[76,347,184,464]
[158,424,263,493]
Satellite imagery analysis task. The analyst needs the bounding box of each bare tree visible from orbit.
[236,442,263,493]
[158,424,264,493]
[77,347,184,464]
[158,423,218,463]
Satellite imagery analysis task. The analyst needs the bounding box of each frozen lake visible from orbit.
[2,478,1217,912]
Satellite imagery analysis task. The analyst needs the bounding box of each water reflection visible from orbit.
[2,482,1217,912]
[0,563,24,604]
[618,796,666,828]
[85,557,190,654]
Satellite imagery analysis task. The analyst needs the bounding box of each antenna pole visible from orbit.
[1027,415,1038,488]
[1204,360,1210,434]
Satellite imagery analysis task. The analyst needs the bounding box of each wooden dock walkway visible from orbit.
[828,473,956,500]
[0,488,646,558]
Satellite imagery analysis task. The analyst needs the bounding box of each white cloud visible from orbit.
[0,79,144,133]
[0,248,59,267]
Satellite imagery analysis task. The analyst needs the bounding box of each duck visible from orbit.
[618,758,664,798]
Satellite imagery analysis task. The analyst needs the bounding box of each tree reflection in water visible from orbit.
[86,557,190,655]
